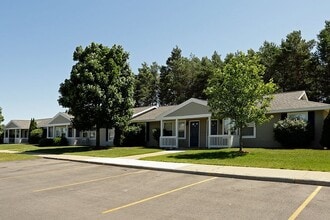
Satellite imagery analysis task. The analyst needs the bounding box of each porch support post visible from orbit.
[47,127,49,138]
[160,120,163,137]
[160,120,163,147]
[65,125,68,138]
[208,116,211,148]
[175,119,178,148]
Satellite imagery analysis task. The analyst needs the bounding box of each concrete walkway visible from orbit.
[33,152,330,187]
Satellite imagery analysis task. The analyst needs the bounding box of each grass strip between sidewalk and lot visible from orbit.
[0,144,161,158]
[141,148,330,172]
[0,153,37,162]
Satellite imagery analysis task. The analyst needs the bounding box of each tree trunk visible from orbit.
[239,126,243,152]
[96,125,100,149]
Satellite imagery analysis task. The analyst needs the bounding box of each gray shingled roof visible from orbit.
[36,118,52,127]
[6,120,30,129]
[269,91,330,113]
[5,118,52,129]
[132,105,176,122]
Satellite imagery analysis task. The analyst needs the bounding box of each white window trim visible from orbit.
[163,121,175,136]
[242,122,256,139]
[178,120,186,139]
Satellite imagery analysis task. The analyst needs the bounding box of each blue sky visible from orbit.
[1,0,329,124]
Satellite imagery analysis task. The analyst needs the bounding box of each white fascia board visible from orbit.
[132,106,157,118]
[268,106,330,114]
[298,91,308,101]
[161,114,212,120]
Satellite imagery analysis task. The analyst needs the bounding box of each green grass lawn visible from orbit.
[141,148,330,172]
[68,147,161,157]
[0,153,37,162]
[0,144,40,152]
[0,144,161,158]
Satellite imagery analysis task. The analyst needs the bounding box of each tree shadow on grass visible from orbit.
[22,146,94,155]
[168,150,248,160]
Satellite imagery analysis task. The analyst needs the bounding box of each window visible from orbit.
[108,129,115,142]
[211,120,218,135]
[55,126,66,137]
[76,130,80,137]
[48,127,53,138]
[223,119,238,135]
[178,121,186,139]
[242,122,256,138]
[90,130,96,139]
[22,130,28,138]
[163,121,174,136]
[82,131,88,138]
[288,112,308,122]
[68,127,73,138]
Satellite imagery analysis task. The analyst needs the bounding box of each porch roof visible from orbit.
[5,118,52,129]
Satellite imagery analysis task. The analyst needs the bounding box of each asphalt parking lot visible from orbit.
[0,159,329,220]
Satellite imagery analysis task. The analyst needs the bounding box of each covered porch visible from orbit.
[3,128,29,144]
[159,117,239,149]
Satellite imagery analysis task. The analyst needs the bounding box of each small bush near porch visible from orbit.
[141,148,330,172]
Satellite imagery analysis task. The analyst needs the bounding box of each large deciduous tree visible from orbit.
[134,62,159,107]
[206,51,277,152]
[58,43,134,148]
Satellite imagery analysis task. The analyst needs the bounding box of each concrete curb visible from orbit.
[39,155,330,187]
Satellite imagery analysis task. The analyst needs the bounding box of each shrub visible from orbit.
[29,128,43,144]
[274,118,312,148]
[39,138,54,147]
[320,112,330,149]
[122,125,145,146]
[53,137,68,146]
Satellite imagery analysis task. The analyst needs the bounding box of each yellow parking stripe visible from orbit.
[102,177,217,214]
[288,186,322,220]
[34,170,148,192]
[0,164,99,181]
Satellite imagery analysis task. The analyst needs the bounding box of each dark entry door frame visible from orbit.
[189,120,200,147]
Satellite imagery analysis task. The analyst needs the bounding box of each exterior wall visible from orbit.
[243,114,281,148]
[243,110,329,148]
[314,110,328,148]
